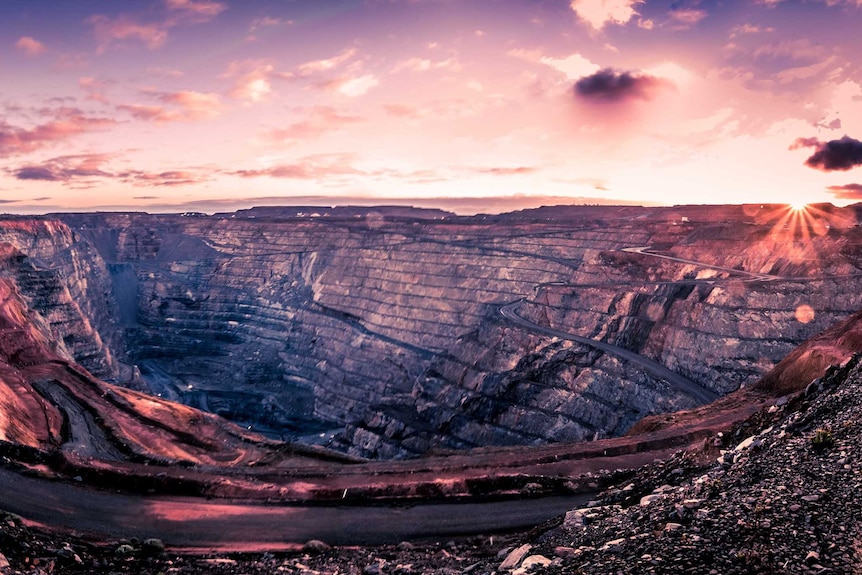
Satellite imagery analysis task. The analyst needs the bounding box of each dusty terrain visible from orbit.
[0,203,860,572]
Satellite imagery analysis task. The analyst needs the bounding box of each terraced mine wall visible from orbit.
[0,204,859,458]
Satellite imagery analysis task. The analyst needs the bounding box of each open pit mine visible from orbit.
[1,203,862,572]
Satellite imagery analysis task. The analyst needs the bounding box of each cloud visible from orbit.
[9,153,209,188]
[267,106,363,143]
[146,66,184,78]
[574,68,672,102]
[0,109,116,156]
[297,48,358,76]
[391,57,461,74]
[669,8,707,26]
[86,0,224,53]
[569,0,644,30]
[827,183,862,199]
[117,104,174,122]
[232,154,365,180]
[730,23,774,38]
[79,77,112,104]
[222,60,284,103]
[542,53,600,79]
[11,154,114,182]
[336,74,379,97]
[472,166,537,176]
[164,0,226,22]
[383,104,421,118]
[791,135,862,171]
[86,15,169,52]
[15,166,60,181]
[126,170,201,186]
[250,16,288,31]
[15,36,47,56]
[119,90,223,122]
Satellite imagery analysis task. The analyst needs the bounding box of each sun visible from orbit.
[789,201,809,212]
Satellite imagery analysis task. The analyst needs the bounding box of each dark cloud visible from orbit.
[15,166,59,181]
[574,69,670,103]
[123,170,200,186]
[12,154,113,182]
[0,197,50,204]
[9,154,208,188]
[827,183,862,200]
[791,135,862,171]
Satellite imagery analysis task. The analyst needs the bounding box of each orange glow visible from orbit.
[795,304,815,324]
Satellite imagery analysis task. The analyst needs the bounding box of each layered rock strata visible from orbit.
[0,204,852,458]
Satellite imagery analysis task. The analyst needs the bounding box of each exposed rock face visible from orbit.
[0,220,119,380]
[0,204,856,458]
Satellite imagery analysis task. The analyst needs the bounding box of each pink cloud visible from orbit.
[222,60,283,103]
[158,91,223,118]
[0,109,116,156]
[569,0,644,30]
[86,0,224,53]
[669,8,708,26]
[828,183,862,199]
[164,0,226,22]
[8,153,209,188]
[79,77,112,104]
[117,104,176,122]
[86,15,168,53]
[297,48,358,76]
[15,36,47,56]
[266,107,364,143]
[383,104,422,118]
[391,57,461,74]
[232,154,365,180]
[118,90,223,122]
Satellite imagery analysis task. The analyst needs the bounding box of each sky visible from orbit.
[2,0,862,214]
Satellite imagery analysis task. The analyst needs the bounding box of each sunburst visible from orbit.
[751,203,855,272]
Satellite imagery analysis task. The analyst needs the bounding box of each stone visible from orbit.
[115,544,135,556]
[499,544,532,570]
[553,547,577,558]
[600,538,626,552]
[141,538,165,555]
[0,552,9,569]
[734,435,761,451]
[640,494,663,506]
[302,540,331,554]
[563,509,586,529]
[513,555,552,575]
[364,560,386,575]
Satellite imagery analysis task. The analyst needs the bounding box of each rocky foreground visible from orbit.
[2,353,860,574]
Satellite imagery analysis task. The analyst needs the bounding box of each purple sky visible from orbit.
[2,0,862,213]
